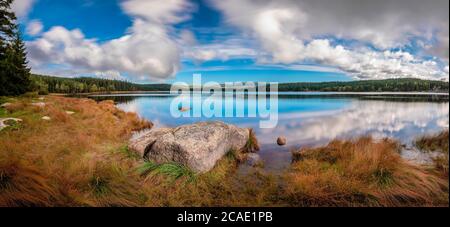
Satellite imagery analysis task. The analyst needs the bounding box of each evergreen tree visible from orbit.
[0,0,31,96]
[0,0,16,95]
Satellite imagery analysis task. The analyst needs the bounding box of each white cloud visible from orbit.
[183,38,258,63]
[212,0,449,80]
[213,0,449,49]
[424,24,449,62]
[25,19,43,36]
[11,0,36,18]
[94,70,125,81]
[296,39,448,80]
[121,0,194,24]
[28,21,181,80]
[178,30,197,46]
[27,0,193,81]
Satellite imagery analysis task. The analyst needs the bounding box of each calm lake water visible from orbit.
[90,93,449,171]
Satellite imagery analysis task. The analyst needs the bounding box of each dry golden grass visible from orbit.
[0,95,448,207]
[0,96,152,207]
[241,129,260,153]
[288,137,448,207]
[415,131,449,177]
[415,131,449,153]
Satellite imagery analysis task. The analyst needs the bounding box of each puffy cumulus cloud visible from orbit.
[11,0,36,18]
[28,21,180,80]
[212,0,449,80]
[25,19,43,36]
[295,39,448,80]
[27,0,193,81]
[213,0,448,49]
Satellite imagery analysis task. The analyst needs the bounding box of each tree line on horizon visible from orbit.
[276,78,449,92]
[31,74,172,94]
[31,74,449,94]
[0,0,31,96]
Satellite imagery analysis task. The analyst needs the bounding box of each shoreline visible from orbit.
[66,91,450,97]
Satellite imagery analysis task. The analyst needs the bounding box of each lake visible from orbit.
[90,93,449,171]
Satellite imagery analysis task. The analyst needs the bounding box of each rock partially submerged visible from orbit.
[277,136,287,146]
[128,121,254,173]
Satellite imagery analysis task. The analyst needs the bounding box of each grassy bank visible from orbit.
[0,95,448,207]
[415,131,449,177]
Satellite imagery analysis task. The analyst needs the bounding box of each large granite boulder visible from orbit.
[128,121,252,173]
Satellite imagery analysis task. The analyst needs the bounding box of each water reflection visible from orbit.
[256,100,448,146]
[90,93,449,170]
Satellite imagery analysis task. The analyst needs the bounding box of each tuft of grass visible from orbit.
[241,129,260,153]
[4,101,27,113]
[89,175,111,196]
[0,108,7,118]
[415,130,449,177]
[227,149,247,163]
[117,145,141,160]
[138,162,195,182]
[415,130,449,153]
[0,159,61,207]
[21,92,39,99]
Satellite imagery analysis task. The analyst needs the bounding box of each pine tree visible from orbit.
[0,0,16,95]
[0,0,31,96]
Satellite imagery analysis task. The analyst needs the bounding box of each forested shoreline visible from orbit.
[31,74,449,94]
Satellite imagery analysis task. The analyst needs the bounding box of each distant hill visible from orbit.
[277,78,449,92]
[31,74,171,94]
[31,74,449,94]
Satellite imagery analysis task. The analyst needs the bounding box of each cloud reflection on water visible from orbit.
[115,96,448,150]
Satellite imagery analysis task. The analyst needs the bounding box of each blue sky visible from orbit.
[13,0,450,83]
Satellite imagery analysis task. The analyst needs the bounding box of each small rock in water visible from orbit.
[277,136,287,146]
[42,116,51,121]
[246,153,264,167]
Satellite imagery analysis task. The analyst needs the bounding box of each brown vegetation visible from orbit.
[289,137,448,206]
[0,96,152,206]
[0,96,448,207]
[415,131,449,177]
